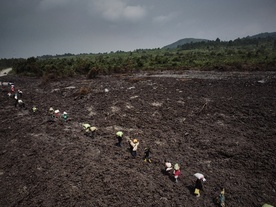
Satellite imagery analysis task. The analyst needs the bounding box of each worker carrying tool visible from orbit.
[126,137,139,158]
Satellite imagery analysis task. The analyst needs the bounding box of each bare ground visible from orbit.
[0,70,276,207]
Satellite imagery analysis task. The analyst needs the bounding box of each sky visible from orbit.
[0,0,276,58]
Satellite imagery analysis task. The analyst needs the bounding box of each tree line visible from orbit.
[1,36,275,79]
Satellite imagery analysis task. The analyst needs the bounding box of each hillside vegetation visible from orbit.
[1,33,276,80]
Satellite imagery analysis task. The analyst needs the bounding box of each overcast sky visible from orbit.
[1,0,276,58]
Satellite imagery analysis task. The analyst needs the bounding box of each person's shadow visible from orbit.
[160,169,176,183]
[212,197,221,207]
[186,184,195,195]
[161,169,168,176]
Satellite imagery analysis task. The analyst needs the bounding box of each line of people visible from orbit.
[1,81,241,207]
[2,81,70,123]
[114,130,225,206]
[48,107,69,122]
[7,83,25,109]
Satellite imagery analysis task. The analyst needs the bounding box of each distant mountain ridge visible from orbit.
[163,32,276,49]
[162,38,209,49]
[245,32,276,39]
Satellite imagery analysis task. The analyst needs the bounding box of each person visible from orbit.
[49,107,55,117]
[14,95,18,107]
[17,89,23,98]
[11,84,15,93]
[54,110,60,119]
[128,138,139,158]
[173,163,181,183]
[219,187,225,207]
[165,160,173,175]
[17,99,25,109]
[83,123,92,132]
[47,107,55,123]
[143,147,152,163]
[115,131,123,147]
[32,106,38,113]
[82,123,97,137]
[194,177,206,197]
[262,204,274,207]
[62,111,68,122]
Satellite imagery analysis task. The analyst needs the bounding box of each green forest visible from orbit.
[1,35,276,80]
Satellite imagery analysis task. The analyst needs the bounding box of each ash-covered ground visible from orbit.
[0,71,275,207]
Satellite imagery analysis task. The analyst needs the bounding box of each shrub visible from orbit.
[79,87,90,95]
[87,67,99,79]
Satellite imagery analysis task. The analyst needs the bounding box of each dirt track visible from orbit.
[0,71,276,207]
[0,68,12,77]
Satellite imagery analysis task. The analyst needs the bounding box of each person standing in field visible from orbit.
[127,138,139,158]
[143,147,152,163]
[173,163,181,183]
[219,187,225,207]
[116,131,123,147]
[164,160,173,175]
[62,111,68,122]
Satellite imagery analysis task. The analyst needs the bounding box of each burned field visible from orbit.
[0,71,276,207]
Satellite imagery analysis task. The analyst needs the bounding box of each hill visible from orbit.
[162,38,209,49]
[246,32,276,39]
[163,32,276,49]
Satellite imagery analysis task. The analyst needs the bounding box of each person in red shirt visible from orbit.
[11,84,15,93]
[173,163,181,183]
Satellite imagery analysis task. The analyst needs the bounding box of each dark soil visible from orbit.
[0,71,276,207]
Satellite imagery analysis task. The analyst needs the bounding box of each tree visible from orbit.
[273,40,276,51]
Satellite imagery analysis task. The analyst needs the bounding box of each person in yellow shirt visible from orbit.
[115,131,123,147]
[82,123,97,137]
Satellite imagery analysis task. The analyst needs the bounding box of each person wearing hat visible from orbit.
[164,160,173,175]
[194,176,206,197]
[115,131,123,147]
[32,106,38,113]
[82,123,97,137]
[49,107,55,117]
[128,138,139,158]
[54,110,60,118]
[17,89,23,98]
[82,123,97,132]
[173,163,181,183]
[17,99,25,109]
[62,111,68,122]
[11,84,15,93]
[14,95,18,107]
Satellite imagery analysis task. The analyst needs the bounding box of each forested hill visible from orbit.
[163,32,276,49]
[162,38,209,49]
[1,32,276,76]
[246,32,276,39]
